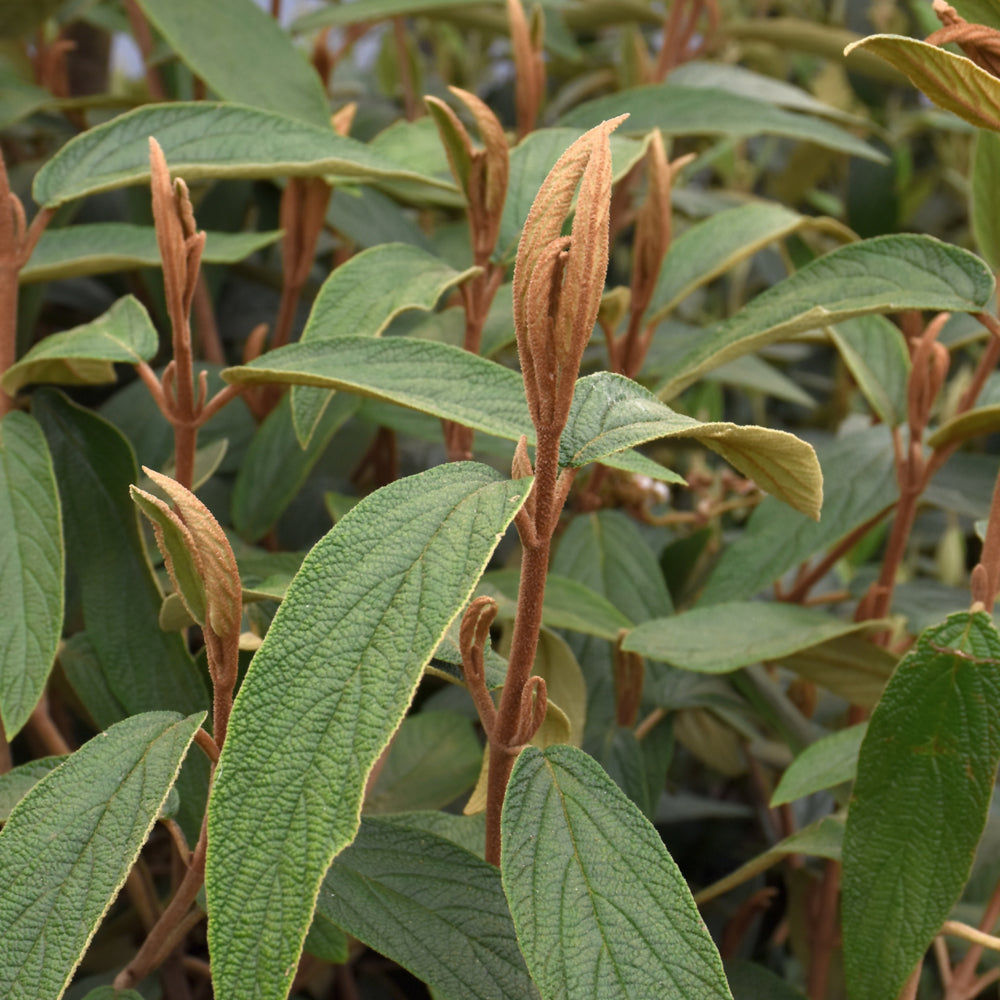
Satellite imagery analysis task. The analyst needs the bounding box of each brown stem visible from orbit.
[26,691,72,757]
[0,263,19,417]
[123,0,166,100]
[194,727,220,764]
[806,858,841,999]
[392,17,419,120]
[946,872,1000,999]
[0,720,10,774]
[197,383,243,428]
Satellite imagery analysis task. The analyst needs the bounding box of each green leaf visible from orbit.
[34,390,208,722]
[646,201,853,325]
[656,235,993,399]
[2,296,157,396]
[502,745,733,999]
[21,223,283,285]
[559,84,886,162]
[724,960,809,1000]
[972,130,1000,269]
[364,710,482,814]
[623,603,874,673]
[771,723,867,806]
[0,413,63,737]
[562,373,822,518]
[0,757,65,822]
[842,611,1000,1000]
[929,402,1000,449]
[293,0,502,29]
[700,426,897,604]
[135,0,330,127]
[0,711,204,1000]
[206,462,530,1000]
[32,102,456,208]
[291,243,480,445]
[316,817,539,1000]
[845,34,1000,133]
[829,315,910,426]
[78,987,145,1000]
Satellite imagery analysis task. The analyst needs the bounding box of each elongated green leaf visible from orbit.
[624,603,874,673]
[846,34,1000,132]
[316,817,539,1000]
[0,757,64,822]
[563,372,822,518]
[700,427,897,605]
[0,413,63,737]
[843,611,1000,1000]
[33,102,456,208]
[2,296,157,396]
[502,745,733,999]
[136,0,330,127]
[647,202,853,325]
[771,723,866,806]
[772,634,896,708]
[294,0,500,29]
[657,235,993,399]
[207,463,530,1000]
[929,402,1000,448]
[973,130,1000,269]
[559,84,885,162]
[21,223,283,284]
[829,315,910,426]
[0,711,204,1000]
[292,243,480,445]
[34,390,208,721]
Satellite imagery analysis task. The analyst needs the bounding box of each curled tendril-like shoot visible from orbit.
[513,676,547,745]
[459,597,500,734]
[928,0,1000,78]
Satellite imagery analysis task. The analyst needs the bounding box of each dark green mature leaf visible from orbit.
[34,391,208,721]
[559,84,886,162]
[78,986,145,1000]
[21,224,283,284]
[655,235,994,399]
[562,373,822,518]
[973,130,1000,269]
[771,723,867,806]
[292,243,480,445]
[0,413,63,737]
[317,817,539,1000]
[136,0,330,126]
[2,296,157,396]
[700,426,897,604]
[0,757,64,822]
[32,103,456,208]
[207,463,530,1000]
[502,745,733,999]
[843,611,1000,1000]
[829,315,910,426]
[724,960,809,1000]
[624,603,873,673]
[0,711,204,1000]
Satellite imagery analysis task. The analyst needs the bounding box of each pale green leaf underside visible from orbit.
[502,745,733,999]
[828,315,910,427]
[136,0,331,127]
[623,602,875,673]
[292,242,481,445]
[0,413,63,738]
[842,612,1000,1000]
[0,711,204,1000]
[317,818,540,1000]
[32,102,456,208]
[206,463,530,1000]
[21,223,283,284]
[656,234,994,399]
[771,723,866,806]
[2,296,157,396]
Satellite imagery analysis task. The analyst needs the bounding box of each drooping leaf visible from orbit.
[291,243,480,445]
[772,634,896,708]
[558,84,886,162]
[623,603,875,673]
[928,402,1000,449]
[0,413,63,738]
[33,102,456,208]
[0,757,64,822]
[0,711,204,1000]
[316,817,539,1000]
[771,723,867,806]
[655,235,994,399]
[972,129,1000,269]
[206,463,530,1000]
[842,611,1000,1000]
[2,296,157,396]
[828,315,911,426]
[502,745,733,999]
[136,0,330,126]
[562,372,822,518]
[845,34,1000,132]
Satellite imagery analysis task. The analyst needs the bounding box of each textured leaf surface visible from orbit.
[2,296,157,396]
[842,611,1000,1000]
[0,711,203,1000]
[502,745,733,999]
[33,103,455,207]
[846,34,1000,132]
[656,235,993,399]
[207,463,530,1000]
[317,817,539,1000]
[771,723,866,806]
[973,129,1000,269]
[563,373,822,518]
[0,413,63,737]
[623,603,872,673]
